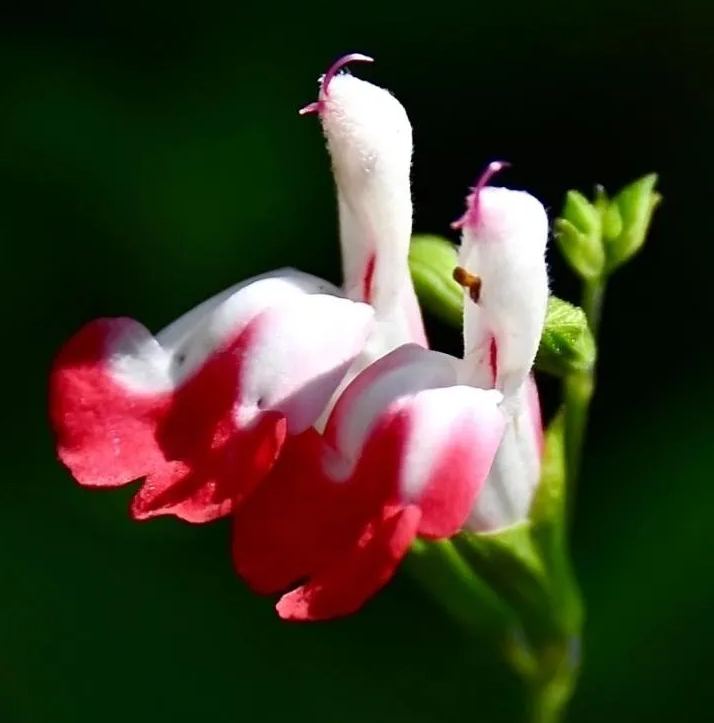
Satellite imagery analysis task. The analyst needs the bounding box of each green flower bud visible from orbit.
[593,184,609,216]
[408,234,463,327]
[554,191,606,281]
[604,173,661,273]
[601,202,623,243]
[535,297,596,377]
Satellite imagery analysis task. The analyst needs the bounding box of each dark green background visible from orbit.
[2,2,712,721]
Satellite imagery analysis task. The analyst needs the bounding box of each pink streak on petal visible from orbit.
[451,160,510,230]
[321,53,374,96]
[362,253,377,303]
[489,336,498,387]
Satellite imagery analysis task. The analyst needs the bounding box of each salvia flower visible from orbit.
[49,55,425,523]
[232,165,549,620]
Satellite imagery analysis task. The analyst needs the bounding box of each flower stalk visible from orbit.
[407,172,659,722]
[560,174,660,496]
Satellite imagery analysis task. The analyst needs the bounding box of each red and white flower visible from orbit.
[49,55,425,523]
[232,166,549,619]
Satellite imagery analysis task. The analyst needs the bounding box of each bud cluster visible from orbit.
[555,174,661,280]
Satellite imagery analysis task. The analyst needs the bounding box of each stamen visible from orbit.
[453,266,482,303]
[298,53,374,117]
[451,160,510,230]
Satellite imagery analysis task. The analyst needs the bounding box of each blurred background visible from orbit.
[1,2,712,721]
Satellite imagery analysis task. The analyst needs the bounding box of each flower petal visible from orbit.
[275,504,421,621]
[321,74,413,309]
[50,318,171,487]
[235,293,374,434]
[314,67,426,355]
[458,187,549,396]
[401,385,507,538]
[466,376,543,532]
[50,271,374,522]
[232,430,357,594]
[154,270,347,389]
[302,64,428,429]
[234,345,504,617]
[132,411,287,523]
[325,345,505,536]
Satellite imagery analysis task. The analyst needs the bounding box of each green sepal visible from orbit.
[452,415,582,647]
[404,417,580,645]
[404,410,582,708]
[453,524,550,641]
[604,173,661,272]
[404,538,519,643]
[408,234,463,327]
[535,297,596,377]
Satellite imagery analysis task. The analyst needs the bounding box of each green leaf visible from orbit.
[535,297,596,377]
[604,173,661,272]
[408,234,463,327]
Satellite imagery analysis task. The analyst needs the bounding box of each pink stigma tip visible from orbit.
[299,53,374,119]
[451,160,510,230]
[298,101,322,116]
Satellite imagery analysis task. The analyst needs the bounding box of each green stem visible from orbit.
[528,673,575,723]
[581,277,605,337]
[563,372,594,487]
[564,276,605,494]
[523,634,580,723]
